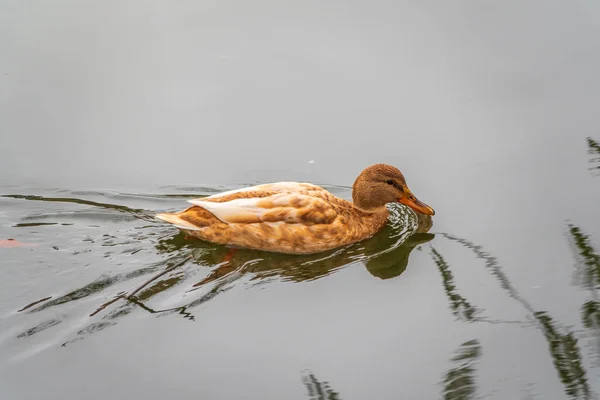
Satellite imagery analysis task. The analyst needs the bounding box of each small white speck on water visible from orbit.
[308,160,315,164]
[532,286,541,289]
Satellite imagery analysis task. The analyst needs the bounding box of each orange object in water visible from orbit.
[0,239,38,248]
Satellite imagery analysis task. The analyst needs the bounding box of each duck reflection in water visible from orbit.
[122,206,435,321]
[170,208,434,290]
[69,209,431,340]
[17,201,433,345]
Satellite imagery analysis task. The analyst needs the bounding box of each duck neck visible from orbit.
[370,206,391,234]
[372,205,390,219]
[356,204,390,225]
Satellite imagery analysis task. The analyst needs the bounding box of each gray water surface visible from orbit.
[2,1,600,399]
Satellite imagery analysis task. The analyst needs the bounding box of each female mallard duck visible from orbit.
[156,164,434,254]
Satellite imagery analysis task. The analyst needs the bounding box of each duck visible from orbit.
[156,164,434,255]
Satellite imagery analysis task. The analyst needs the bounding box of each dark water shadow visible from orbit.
[16,319,62,339]
[26,253,189,314]
[1,194,157,222]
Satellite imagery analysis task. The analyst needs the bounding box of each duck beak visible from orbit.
[399,188,435,216]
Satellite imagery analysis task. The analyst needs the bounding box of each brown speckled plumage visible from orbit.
[156,164,434,254]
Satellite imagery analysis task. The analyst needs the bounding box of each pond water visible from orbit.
[2,1,600,399]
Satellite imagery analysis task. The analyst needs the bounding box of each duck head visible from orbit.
[352,164,435,215]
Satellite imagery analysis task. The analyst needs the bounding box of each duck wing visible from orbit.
[187,189,339,225]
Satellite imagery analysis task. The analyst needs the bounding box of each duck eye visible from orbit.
[386,179,394,185]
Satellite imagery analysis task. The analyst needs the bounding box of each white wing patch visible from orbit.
[188,197,268,224]
[187,192,332,225]
[185,182,336,225]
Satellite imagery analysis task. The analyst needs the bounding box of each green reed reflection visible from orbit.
[302,373,342,400]
[442,339,481,400]
[442,233,592,399]
[430,243,529,326]
[582,301,600,331]
[569,225,600,290]
[535,312,590,399]
[587,137,600,174]
[430,247,479,321]
[440,234,535,313]
[567,224,600,371]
